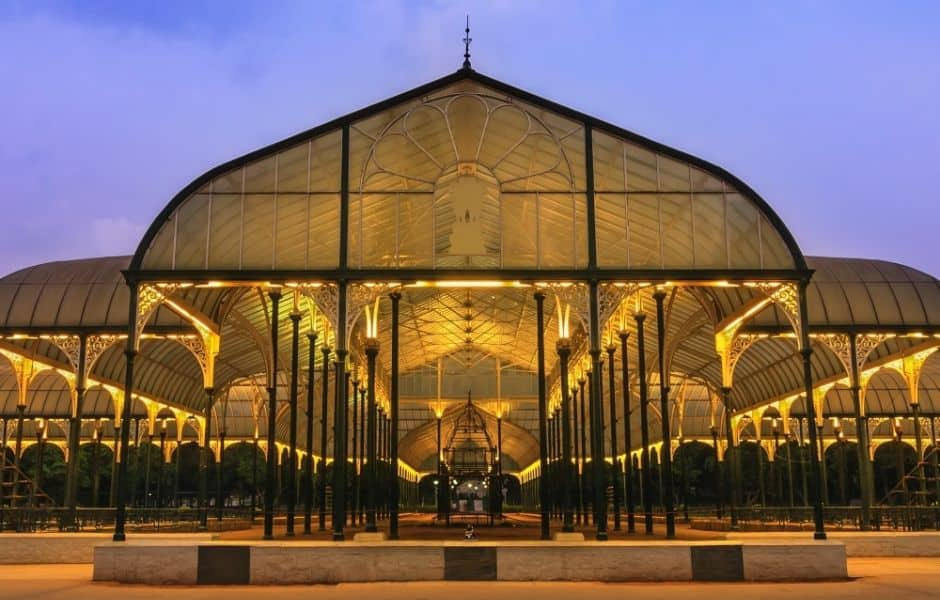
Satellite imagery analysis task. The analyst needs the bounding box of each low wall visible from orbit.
[0,533,213,564]
[93,540,847,584]
[729,531,940,557]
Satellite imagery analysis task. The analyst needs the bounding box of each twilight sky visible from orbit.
[1,1,938,277]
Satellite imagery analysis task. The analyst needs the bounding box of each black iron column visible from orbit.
[711,426,723,519]
[653,290,676,538]
[287,308,301,536]
[332,282,349,541]
[318,343,330,531]
[113,286,139,541]
[251,433,258,522]
[365,338,379,533]
[303,331,317,535]
[64,335,88,529]
[817,423,829,506]
[199,401,216,529]
[263,289,281,540]
[350,370,359,525]
[912,402,927,502]
[558,339,575,532]
[720,387,739,530]
[849,335,873,529]
[389,291,400,539]
[619,331,635,533]
[216,429,225,521]
[797,283,827,540]
[436,414,443,518]
[588,281,607,540]
[157,421,166,510]
[574,378,584,525]
[635,310,653,535]
[606,343,621,531]
[535,292,551,539]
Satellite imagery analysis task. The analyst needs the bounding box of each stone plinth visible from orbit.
[92,538,848,584]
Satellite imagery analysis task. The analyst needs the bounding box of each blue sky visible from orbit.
[1,1,938,276]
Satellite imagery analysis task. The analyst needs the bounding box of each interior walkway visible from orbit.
[214,512,726,541]
[1,558,936,599]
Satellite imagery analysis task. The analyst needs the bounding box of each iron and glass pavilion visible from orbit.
[2,64,939,542]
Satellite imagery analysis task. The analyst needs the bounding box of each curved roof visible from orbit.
[758,256,940,330]
[0,256,186,332]
[399,401,539,472]
[131,68,806,275]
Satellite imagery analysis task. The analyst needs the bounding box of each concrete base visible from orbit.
[0,533,212,564]
[93,539,847,584]
[729,531,940,557]
[552,532,585,542]
[353,531,387,542]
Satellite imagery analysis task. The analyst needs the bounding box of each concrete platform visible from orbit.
[0,533,213,564]
[728,531,940,557]
[92,539,847,584]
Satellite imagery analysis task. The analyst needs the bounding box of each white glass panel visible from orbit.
[692,193,727,269]
[274,194,308,269]
[726,192,762,268]
[309,130,342,192]
[596,194,628,268]
[592,131,626,192]
[141,212,176,269]
[212,167,243,195]
[660,194,694,268]
[502,193,537,267]
[398,194,434,268]
[244,155,276,193]
[174,193,209,269]
[207,194,242,269]
[241,194,274,269]
[360,194,397,267]
[657,155,691,192]
[626,194,662,268]
[447,94,488,162]
[759,215,795,269]
[276,143,309,193]
[308,194,340,268]
[625,143,657,191]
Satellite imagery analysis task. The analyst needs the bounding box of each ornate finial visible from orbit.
[462,15,472,69]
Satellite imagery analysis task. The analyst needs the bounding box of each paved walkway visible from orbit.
[216,512,727,541]
[2,558,938,598]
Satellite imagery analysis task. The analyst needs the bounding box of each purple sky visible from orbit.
[1,1,938,277]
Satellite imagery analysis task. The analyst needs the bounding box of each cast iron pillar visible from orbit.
[606,343,621,531]
[653,290,676,538]
[263,289,281,540]
[720,387,739,530]
[534,292,551,539]
[798,282,827,540]
[286,309,301,536]
[619,331,636,533]
[848,335,873,529]
[318,343,330,531]
[303,331,317,535]
[389,291,400,539]
[558,339,575,532]
[365,338,379,533]
[634,311,653,535]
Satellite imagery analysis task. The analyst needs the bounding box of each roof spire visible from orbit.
[462,15,472,70]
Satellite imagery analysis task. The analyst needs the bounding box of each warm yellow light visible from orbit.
[408,280,528,288]
[555,298,571,339]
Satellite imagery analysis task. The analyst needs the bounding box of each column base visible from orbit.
[553,531,585,541]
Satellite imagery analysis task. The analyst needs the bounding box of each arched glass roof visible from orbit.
[131,69,805,275]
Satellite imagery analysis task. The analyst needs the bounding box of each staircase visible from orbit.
[880,446,940,506]
[0,462,56,508]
